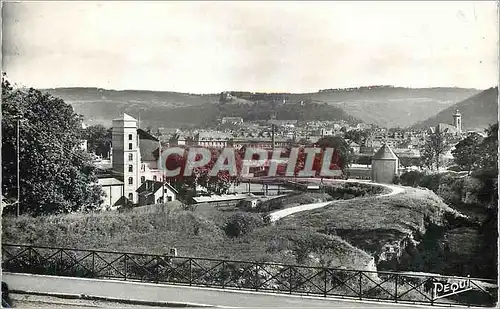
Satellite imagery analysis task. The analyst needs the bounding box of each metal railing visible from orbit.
[2,244,497,307]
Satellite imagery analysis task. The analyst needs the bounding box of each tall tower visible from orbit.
[453,109,462,133]
[112,113,141,203]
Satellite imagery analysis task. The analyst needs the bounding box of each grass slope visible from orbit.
[278,188,463,257]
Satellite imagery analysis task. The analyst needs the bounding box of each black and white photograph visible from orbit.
[1,1,499,308]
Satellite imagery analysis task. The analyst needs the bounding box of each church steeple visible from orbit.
[453,109,462,133]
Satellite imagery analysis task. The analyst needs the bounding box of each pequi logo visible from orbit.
[431,277,472,300]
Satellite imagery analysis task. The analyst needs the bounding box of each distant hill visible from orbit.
[42,86,481,128]
[412,87,498,131]
[290,86,481,128]
[42,87,220,127]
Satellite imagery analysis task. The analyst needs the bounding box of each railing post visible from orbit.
[358,271,362,300]
[394,274,398,303]
[92,251,95,278]
[28,246,32,273]
[466,275,471,308]
[124,254,128,281]
[59,250,63,275]
[155,255,160,283]
[430,277,435,306]
[323,268,328,297]
[289,267,293,294]
[254,263,259,291]
[189,258,193,286]
[221,261,225,289]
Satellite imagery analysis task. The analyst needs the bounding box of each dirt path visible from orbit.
[268,179,405,222]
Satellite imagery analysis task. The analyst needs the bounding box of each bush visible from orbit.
[436,174,464,205]
[392,175,401,185]
[224,212,264,237]
[255,199,285,213]
[399,171,424,187]
[418,174,441,192]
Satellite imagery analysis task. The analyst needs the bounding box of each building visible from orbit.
[453,109,462,133]
[195,131,232,148]
[371,143,399,184]
[429,109,463,135]
[98,177,125,210]
[136,180,178,206]
[80,122,88,152]
[349,141,361,154]
[221,117,244,125]
[110,113,170,205]
[112,114,141,203]
[137,129,164,184]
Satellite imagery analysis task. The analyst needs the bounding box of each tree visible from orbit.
[478,123,498,173]
[84,124,112,158]
[314,136,354,174]
[452,133,483,175]
[420,130,447,172]
[344,129,370,146]
[2,74,103,215]
[164,146,243,197]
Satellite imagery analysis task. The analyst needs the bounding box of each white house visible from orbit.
[136,180,178,206]
[98,177,125,210]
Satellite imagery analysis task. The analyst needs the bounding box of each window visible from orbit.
[128,153,133,161]
[128,193,133,201]
[167,196,172,202]
[128,165,133,173]
[129,143,133,150]
[153,175,157,181]
[128,177,133,185]
[141,176,145,183]
[129,134,133,140]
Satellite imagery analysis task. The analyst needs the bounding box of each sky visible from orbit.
[2,1,498,93]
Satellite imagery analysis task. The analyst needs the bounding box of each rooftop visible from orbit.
[113,113,137,122]
[98,177,124,186]
[372,143,398,160]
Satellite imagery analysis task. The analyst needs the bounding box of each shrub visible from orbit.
[255,199,285,213]
[392,175,401,185]
[223,212,264,237]
[418,174,441,192]
[399,170,424,187]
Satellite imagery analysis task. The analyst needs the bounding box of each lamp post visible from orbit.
[13,114,23,216]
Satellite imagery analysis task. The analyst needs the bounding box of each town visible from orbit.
[1,1,498,308]
[82,105,470,210]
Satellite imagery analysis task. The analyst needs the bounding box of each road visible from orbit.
[5,273,427,309]
[11,294,166,309]
[268,178,405,222]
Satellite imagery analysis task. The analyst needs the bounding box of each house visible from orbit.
[349,141,361,154]
[221,117,244,125]
[241,197,260,210]
[137,128,164,183]
[80,122,88,152]
[195,131,232,148]
[136,180,178,206]
[98,177,125,210]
